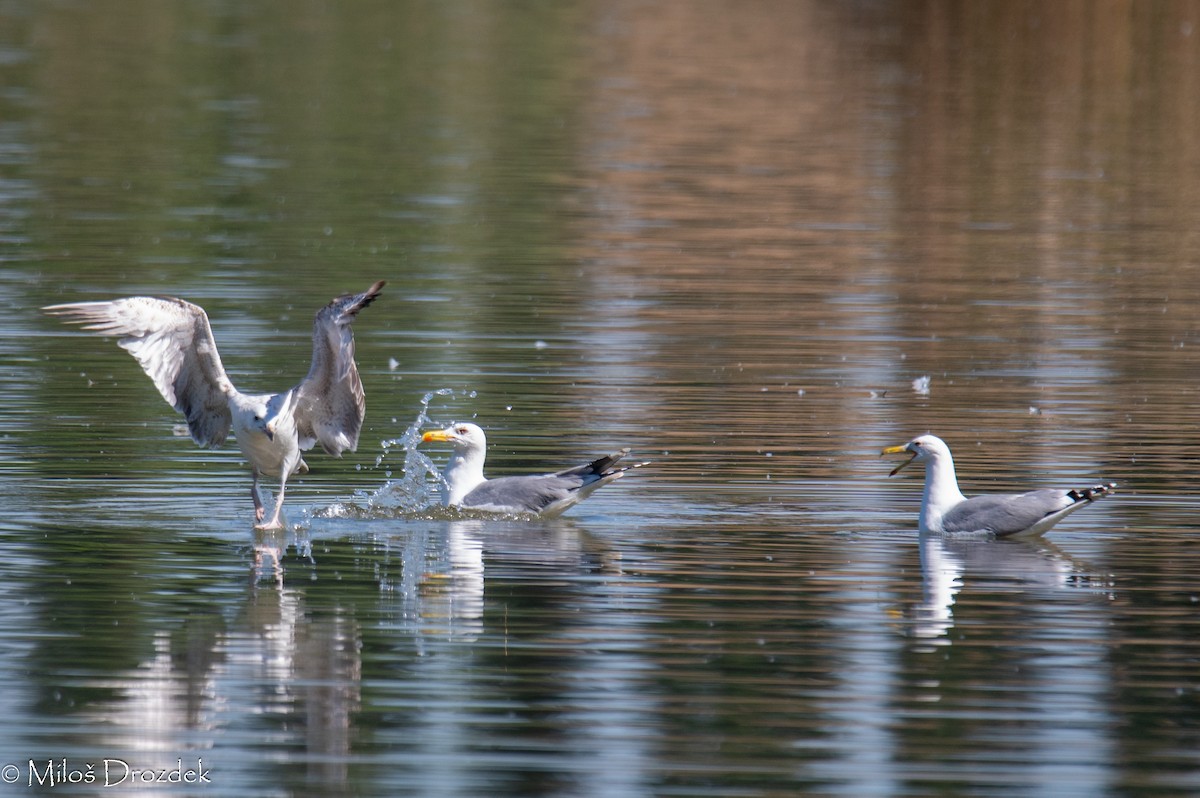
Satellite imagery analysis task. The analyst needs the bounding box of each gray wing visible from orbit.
[941,489,1071,536]
[293,281,385,455]
[44,296,237,447]
[462,474,582,513]
[462,448,638,514]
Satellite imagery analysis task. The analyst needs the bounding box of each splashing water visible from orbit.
[309,388,478,519]
[357,387,484,517]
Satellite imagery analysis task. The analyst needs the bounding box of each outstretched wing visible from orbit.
[293,280,385,455]
[44,296,237,447]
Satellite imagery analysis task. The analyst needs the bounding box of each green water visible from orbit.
[2,2,1200,796]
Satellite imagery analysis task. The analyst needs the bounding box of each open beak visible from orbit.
[421,430,452,444]
[881,444,915,476]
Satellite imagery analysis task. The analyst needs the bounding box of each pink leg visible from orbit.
[251,472,266,523]
[256,474,288,531]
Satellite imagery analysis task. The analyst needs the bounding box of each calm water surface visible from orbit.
[2,2,1200,796]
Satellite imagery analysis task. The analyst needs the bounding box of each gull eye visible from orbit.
[457,426,469,435]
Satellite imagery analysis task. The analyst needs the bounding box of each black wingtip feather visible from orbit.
[316,280,386,327]
[342,280,386,316]
[1067,482,1117,503]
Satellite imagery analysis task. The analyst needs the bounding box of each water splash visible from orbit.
[344,387,470,517]
[306,388,483,520]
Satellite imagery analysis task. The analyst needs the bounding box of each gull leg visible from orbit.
[251,471,266,524]
[256,474,288,531]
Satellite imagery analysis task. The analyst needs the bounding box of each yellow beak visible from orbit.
[421,430,452,443]
[881,444,915,476]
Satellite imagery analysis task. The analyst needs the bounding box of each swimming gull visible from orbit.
[882,434,1115,538]
[44,280,385,529]
[420,422,648,517]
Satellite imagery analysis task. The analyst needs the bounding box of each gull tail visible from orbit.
[1066,482,1117,503]
[603,457,652,480]
[562,448,651,481]
[597,453,652,480]
[529,449,650,519]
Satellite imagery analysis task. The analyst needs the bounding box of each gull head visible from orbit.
[422,422,487,454]
[231,394,287,442]
[230,396,275,441]
[881,434,950,476]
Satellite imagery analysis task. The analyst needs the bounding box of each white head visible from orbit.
[881,434,952,476]
[420,422,489,505]
[231,394,278,440]
[421,422,487,454]
[882,434,967,534]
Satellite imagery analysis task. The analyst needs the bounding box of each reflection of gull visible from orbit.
[44,282,385,529]
[913,534,1104,640]
[420,423,648,517]
[430,520,486,643]
[882,434,1115,538]
[393,519,616,647]
[950,536,1102,591]
[914,534,963,640]
[79,589,362,791]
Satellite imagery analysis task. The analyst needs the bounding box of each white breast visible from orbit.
[234,414,301,478]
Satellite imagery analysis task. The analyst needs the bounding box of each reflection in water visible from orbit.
[909,534,1111,642]
[397,521,486,646]
[381,519,651,797]
[251,525,290,587]
[59,519,622,795]
[398,519,622,647]
[912,533,963,641]
[74,585,362,794]
[66,516,628,792]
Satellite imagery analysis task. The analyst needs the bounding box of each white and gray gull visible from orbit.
[44,281,385,529]
[882,433,1115,538]
[421,422,648,517]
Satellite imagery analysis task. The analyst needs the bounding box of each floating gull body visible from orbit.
[882,434,1115,538]
[421,422,647,517]
[44,281,385,529]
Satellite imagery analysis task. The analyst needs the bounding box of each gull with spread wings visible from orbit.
[44,281,385,529]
